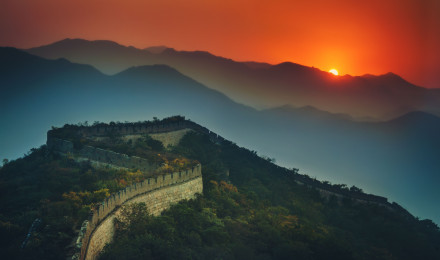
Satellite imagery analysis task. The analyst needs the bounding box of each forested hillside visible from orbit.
[0,123,193,259]
[100,131,440,260]
[0,121,439,259]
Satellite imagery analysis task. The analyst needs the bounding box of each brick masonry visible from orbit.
[85,176,203,260]
[46,122,206,260]
[75,165,203,260]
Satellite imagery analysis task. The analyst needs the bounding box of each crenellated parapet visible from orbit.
[46,119,205,260]
[89,164,201,227]
[47,137,157,172]
[75,164,202,260]
[48,117,228,146]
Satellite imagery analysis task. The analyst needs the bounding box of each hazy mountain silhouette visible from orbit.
[27,38,440,120]
[386,110,440,128]
[1,47,255,162]
[263,105,354,122]
[143,45,169,54]
[2,47,440,224]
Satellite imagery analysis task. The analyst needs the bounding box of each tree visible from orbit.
[349,185,363,193]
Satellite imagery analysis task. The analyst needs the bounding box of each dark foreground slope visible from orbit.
[100,130,440,260]
[1,123,439,260]
[1,47,439,224]
[0,117,193,259]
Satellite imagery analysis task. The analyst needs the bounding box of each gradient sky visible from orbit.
[1,0,439,88]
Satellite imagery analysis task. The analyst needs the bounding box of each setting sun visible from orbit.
[329,69,339,76]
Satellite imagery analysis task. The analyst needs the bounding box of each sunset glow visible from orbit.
[329,69,339,76]
[1,0,439,88]
[1,0,440,250]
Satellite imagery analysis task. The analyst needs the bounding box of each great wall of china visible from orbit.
[47,117,411,259]
[47,119,207,260]
[74,164,202,260]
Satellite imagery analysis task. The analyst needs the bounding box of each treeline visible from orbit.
[50,115,186,135]
[0,135,186,259]
[76,133,199,174]
[100,131,440,260]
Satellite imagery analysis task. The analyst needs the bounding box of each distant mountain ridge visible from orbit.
[262,105,355,122]
[26,38,440,120]
[2,47,440,225]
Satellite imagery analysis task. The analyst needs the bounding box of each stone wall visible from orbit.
[47,137,157,172]
[150,128,193,148]
[76,121,192,137]
[46,123,207,260]
[88,129,194,149]
[48,119,228,146]
[77,164,202,260]
[275,165,414,216]
[47,119,410,259]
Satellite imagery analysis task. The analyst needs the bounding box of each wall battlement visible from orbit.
[275,165,413,217]
[77,164,202,260]
[48,118,397,212]
[48,118,228,145]
[46,119,205,260]
[90,164,201,227]
[47,137,157,172]
[48,118,408,259]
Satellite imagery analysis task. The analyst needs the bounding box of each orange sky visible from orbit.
[1,0,439,88]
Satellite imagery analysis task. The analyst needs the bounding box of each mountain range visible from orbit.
[27,38,440,120]
[1,45,439,225]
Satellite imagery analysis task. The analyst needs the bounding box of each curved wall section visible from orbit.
[75,165,202,260]
[47,137,157,172]
[85,177,202,260]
